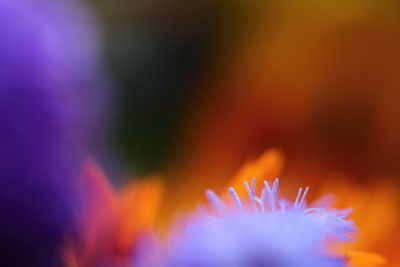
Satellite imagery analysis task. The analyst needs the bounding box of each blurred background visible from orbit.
[5,1,400,265]
[90,0,400,186]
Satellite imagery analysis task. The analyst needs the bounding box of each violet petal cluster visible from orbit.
[0,0,106,265]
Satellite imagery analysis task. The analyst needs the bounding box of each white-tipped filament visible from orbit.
[207,178,317,215]
[244,180,257,212]
[229,187,244,212]
[206,189,226,214]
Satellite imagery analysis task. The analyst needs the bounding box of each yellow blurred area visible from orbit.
[162,0,400,209]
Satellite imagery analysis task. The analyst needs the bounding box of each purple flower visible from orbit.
[163,178,355,267]
[0,0,106,265]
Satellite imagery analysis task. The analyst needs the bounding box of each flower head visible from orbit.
[164,178,355,267]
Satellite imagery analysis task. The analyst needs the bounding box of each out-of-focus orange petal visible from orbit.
[117,176,164,255]
[322,177,400,253]
[319,176,400,265]
[352,181,399,252]
[62,161,165,266]
[74,159,119,266]
[61,242,79,267]
[223,148,284,198]
[346,251,387,267]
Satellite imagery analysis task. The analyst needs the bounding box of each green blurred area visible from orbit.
[86,0,400,177]
[88,0,224,174]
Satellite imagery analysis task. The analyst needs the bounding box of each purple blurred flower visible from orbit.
[163,178,355,267]
[0,0,106,265]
